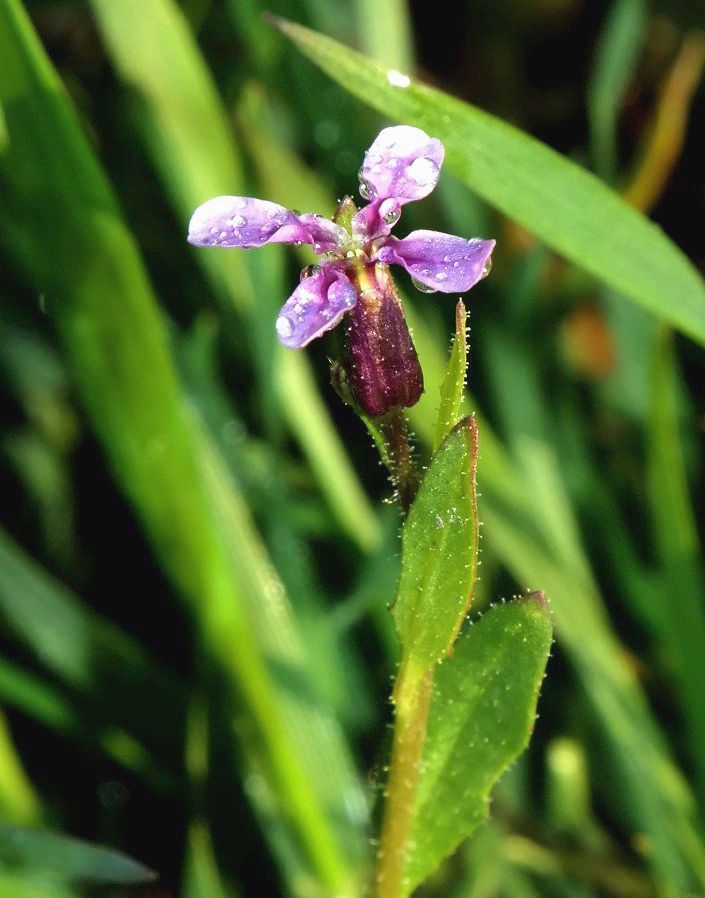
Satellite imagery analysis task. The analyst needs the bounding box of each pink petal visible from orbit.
[187,196,345,252]
[275,264,357,348]
[351,198,402,242]
[358,126,444,205]
[374,231,496,293]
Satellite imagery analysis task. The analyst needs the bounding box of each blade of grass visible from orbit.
[0,657,163,782]
[0,711,41,826]
[355,0,415,73]
[0,3,366,893]
[272,18,705,347]
[89,0,379,552]
[647,327,705,813]
[587,0,647,181]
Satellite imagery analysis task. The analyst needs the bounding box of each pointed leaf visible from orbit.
[273,18,705,346]
[0,827,156,884]
[433,300,468,452]
[393,417,478,691]
[405,595,553,891]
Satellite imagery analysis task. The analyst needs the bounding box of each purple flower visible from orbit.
[188,126,495,416]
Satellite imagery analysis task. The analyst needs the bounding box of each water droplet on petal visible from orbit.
[411,276,438,294]
[407,156,438,186]
[229,214,247,228]
[358,167,375,200]
[276,316,294,338]
[382,207,400,226]
[300,264,320,279]
[435,271,448,281]
[481,257,493,278]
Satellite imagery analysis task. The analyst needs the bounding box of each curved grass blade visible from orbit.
[0,827,155,885]
[271,17,705,346]
[0,3,366,893]
[89,0,379,552]
[0,712,40,826]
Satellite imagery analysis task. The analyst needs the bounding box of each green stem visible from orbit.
[366,408,419,513]
[373,668,434,898]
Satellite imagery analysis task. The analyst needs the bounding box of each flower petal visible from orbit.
[351,198,402,242]
[187,196,345,252]
[359,126,444,204]
[374,231,496,293]
[275,264,357,348]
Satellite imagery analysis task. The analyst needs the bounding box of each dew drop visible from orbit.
[411,276,438,294]
[382,207,400,226]
[276,316,293,338]
[435,271,448,281]
[407,156,437,186]
[386,69,411,88]
[229,214,247,228]
[481,257,493,278]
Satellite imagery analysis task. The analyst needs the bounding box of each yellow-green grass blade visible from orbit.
[0,2,365,893]
[89,0,378,552]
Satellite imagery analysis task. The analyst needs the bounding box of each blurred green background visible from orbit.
[1,0,705,896]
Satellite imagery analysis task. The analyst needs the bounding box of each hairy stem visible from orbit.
[372,408,420,513]
[373,668,434,898]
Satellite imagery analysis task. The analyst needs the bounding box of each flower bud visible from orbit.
[343,263,424,417]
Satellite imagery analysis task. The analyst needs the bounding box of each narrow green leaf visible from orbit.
[0,4,365,893]
[433,300,467,453]
[587,0,647,180]
[355,0,415,73]
[392,417,478,691]
[0,872,77,898]
[272,18,705,346]
[405,595,552,892]
[647,328,705,811]
[0,712,41,826]
[0,827,155,885]
[90,0,379,552]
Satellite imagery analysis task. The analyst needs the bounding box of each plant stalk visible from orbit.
[373,667,434,898]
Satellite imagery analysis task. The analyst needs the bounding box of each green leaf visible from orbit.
[272,18,705,346]
[0,827,156,884]
[406,595,552,892]
[433,300,468,453]
[392,417,478,692]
